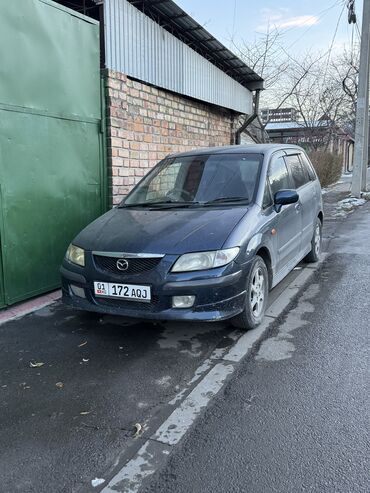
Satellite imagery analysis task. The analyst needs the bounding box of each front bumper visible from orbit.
[61,254,251,322]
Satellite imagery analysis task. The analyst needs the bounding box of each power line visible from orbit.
[232,0,237,37]
[355,22,362,41]
[229,0,237,48]
[350,21,356,61]
[284,1,344,50]
[323,2,346,83]
[245,0,345,75]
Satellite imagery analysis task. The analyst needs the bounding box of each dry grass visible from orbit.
[308,151,343,188]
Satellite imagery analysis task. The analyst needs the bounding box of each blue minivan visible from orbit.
[61,144,323,329]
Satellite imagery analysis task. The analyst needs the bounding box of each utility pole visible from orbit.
[362,46,370,191]
[352,0,370,197]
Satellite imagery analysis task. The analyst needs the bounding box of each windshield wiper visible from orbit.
[203,196,249,205]
[120,197,249,209]
[119,202,150,208]
[147,201,201,209]
[119,200,200,209]
[119,200,176,208]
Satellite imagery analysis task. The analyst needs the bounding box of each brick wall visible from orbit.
[105,70,237,205]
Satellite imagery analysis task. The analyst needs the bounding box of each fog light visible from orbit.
[70,285,86,299]
[172,295,195,309]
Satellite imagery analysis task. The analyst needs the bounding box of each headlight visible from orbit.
[66,244,85,267]
[171,247,239,272]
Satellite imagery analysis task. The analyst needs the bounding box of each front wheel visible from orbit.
[305,217,322,263]
[231,256,269,330]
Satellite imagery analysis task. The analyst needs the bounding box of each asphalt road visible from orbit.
[143,203,370,493]
[0,241,299,493]
[1,182,369,493]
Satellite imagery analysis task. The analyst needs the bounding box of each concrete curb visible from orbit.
[101,256,327,493]
[0,290,61,327]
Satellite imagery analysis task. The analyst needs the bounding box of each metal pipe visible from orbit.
[234,89,261,145]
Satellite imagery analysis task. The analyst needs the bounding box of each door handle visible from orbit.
[295,202,301,212]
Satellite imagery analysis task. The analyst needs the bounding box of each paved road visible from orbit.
[0,241,299,492]
[143,203,370,493]
[1,181,368,493]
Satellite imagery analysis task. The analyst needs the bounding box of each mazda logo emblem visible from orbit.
[116,259,129,271]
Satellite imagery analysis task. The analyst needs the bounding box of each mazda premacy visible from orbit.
[61,144,323,329]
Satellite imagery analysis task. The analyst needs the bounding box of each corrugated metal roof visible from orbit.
[126,0,263,91]
[104,0,254,113]
[266,121,329,131]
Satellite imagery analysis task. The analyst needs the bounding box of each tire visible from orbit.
[305,217,322,263]
[231,256,269,330]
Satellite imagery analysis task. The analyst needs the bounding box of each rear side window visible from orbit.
[299,153,316,181]
[268,156,292,196]
[285,155,310,189]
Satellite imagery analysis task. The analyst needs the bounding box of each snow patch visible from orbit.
[91,478,105,487]
[334,195,369,216]
[339,197,366,207]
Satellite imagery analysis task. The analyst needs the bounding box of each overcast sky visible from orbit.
[175,0,361,58]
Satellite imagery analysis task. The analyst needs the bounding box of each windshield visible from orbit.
[122,153,263,207]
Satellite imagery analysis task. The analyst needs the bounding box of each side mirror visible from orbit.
[274,189,299,213]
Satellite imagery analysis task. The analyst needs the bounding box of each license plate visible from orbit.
[94,281,151,302]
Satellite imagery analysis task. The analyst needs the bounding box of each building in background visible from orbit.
[261,107,297,124]
[265,115,354,173]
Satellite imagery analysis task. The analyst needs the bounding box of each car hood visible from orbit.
[74,207,248,254]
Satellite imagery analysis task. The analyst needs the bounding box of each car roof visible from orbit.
[167,144,304,159]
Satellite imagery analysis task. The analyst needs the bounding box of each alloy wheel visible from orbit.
[314,223,321,256]
[250,267,265,318]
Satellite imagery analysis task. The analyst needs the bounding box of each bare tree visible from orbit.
[233,28,317,138]
[332,46,359,133]
[234,29,359,148]
[233,28,289,94]
[285,50,359,150]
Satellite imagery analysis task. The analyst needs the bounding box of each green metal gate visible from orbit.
[0,0,106,307]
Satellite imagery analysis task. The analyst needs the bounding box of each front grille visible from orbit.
[95,295,160,311]
[94,255,162,275]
